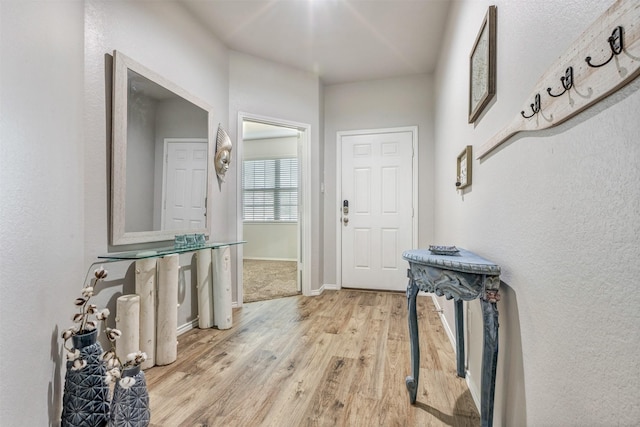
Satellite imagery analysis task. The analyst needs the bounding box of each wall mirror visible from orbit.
[111,50,214,245]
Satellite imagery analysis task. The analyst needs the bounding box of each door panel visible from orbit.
[340,130,413,291]
[163,141,208,230]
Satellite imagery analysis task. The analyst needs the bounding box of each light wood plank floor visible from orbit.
[145,289,480,426]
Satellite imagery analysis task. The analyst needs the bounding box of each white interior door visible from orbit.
[340,130,414,291]
[162,139,208,230]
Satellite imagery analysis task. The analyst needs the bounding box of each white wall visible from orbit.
[434,1,640,425]
[244,135,298,159]
[1,3,229,424]
[84,0,230,252]
[0,2,85,425]
[323,74,435,285]
[126,96,157,231]
[229,51,322,292]
[84,0,230,330]
[243,223,298,260]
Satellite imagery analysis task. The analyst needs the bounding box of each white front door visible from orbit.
[339,129,415,291]
[162,139,208,230]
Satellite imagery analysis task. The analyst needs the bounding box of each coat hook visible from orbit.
[585,26,624,68]
[547,66,574,97]
[521,93,541,119]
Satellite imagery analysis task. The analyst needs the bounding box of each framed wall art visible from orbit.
[456,145,472,190]
[469,5,497,123]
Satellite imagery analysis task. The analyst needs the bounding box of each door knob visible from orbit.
[343,217,349,224]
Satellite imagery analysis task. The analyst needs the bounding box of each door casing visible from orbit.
[236,112,312,305]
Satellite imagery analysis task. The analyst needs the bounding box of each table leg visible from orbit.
[454,299,465,378]
[480,295,499,427]
[405,280,419,404]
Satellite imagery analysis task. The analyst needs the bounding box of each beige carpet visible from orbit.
[243,259,299,303]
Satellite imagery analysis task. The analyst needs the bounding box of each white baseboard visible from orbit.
[310,284,325,295]
[243,257,298,262]
[177,319,199,336]
[429,295,481,414]
[465,369,481,411]
[430,295,457,350]
[321,283,339,292]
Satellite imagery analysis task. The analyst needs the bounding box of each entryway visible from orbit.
[237,113,311,304]
[337,127,417,292]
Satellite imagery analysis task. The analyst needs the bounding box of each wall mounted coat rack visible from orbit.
[476,0,640,159]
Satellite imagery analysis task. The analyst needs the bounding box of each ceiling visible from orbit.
[180,0,451,85]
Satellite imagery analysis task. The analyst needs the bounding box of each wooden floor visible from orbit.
[145,290,479,426]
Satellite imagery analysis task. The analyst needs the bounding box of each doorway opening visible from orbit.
[236,113,311,304]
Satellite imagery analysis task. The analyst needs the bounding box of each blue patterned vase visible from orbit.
[61,329,110,427]
[109,365,150,426]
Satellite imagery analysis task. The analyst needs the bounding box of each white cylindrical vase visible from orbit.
[213,246,232,330]
[135,258,157,369]
[196,248,214,329]
[156,254,178,365]
[115,294,140,363]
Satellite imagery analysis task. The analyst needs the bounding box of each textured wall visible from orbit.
[84,0,230,255]
[0,2,85,424]
[2,4,230,424]
[243,223,298,260]
[83,1,230,327]
[433,0,640,425]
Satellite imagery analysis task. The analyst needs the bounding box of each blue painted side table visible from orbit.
[402,248,501,427]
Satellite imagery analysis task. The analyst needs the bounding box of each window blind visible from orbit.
[242,158,298,222]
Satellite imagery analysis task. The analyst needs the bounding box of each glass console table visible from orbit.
[81,241,246,292]
[98,241,246,260]
[94,241,245,368]
[402,248,501,427]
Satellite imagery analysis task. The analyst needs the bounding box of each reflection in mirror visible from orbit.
[111,51,214,245]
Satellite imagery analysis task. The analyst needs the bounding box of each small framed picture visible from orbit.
[469,5,497,123]
[456,146,472,190]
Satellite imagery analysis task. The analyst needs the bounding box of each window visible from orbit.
[242,158,298,222]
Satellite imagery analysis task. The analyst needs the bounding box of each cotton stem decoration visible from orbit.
[215,125,233,183]
[61,266,147,388]
[61,266,111,369]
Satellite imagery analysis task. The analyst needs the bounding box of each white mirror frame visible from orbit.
[111,50,215,245]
